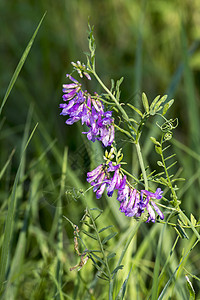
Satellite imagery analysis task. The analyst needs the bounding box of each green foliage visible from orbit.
[185,275,195,300]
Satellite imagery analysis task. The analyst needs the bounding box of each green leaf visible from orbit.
[185,275,195,300]
[151,223,166,300]
[157,161,164,167]
[155,146,162,155]
[0,124,38,291]
[0,149,15,180]
[127,103,143,117]
[116,77,124,101]
[0,13,46,116]
[90,207,103,212]
[162,145,171,152]
[114,124,134,138]
[94,213,103,221]
[115,268,132,300]
[175,224,189,239]
[159,177,168,185]
[166,161,177,171]
[179,214,188,226]
[91,253,106,266]
[96,275,109,281]
[150,95,160,114]
[101,232,117,245]
[92,264,109,278]
[164,154,176,161]
[81,221,95,229]
[190,214,197,227]
[162,99,174,115]
[110,79,115,93]
[81,230,97,240]
[107,252,116,261]
[150,137,161,146]
[171,178,185,183]
[142,92,149,113]
[153,95,168,113]
[111,265,124,275]
[98,225,114,233]
[116,77,124,87]
[129,118,139,125]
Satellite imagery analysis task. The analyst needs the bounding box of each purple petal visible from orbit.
[107,169,120,197]
[151,201,164,220]
[62,89,77,101]
[107,162,120,172]
[154,188,163,200]
[83,72,91,80]
[107,125,115,146]
[66,74,79,83]
[87,165,103,181]
[146,204,156,223]
[63,83,78,89]
[126,189,137,210]
[65,117,80,124]
[118,176,127,191]
[96,182,106,199]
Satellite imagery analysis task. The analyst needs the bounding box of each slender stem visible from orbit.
[120,168,140,184]
[135,141,148,190]
[93,71,129,122]
[88,208,112,278]
[109,280,114,300]
[93,71,149,191]
[90,210,113,300]
[160,139,178,207]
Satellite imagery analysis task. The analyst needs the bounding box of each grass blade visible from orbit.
[0,123,38,293]
[115,268,132,300]
[4,172,42,299]
[55,147,68,299]
[0,149,15,180]
[151,224,166,300]
[0,12,46,116]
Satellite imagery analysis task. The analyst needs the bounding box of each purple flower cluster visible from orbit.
[87,162,121,199]
[60,75,115,147]
[87,162,164,223]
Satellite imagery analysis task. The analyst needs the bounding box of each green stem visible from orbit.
[135,141,148,190]
[93,71,149,191]
[109,280,114,300]
[160,142,178,207]
[93,71,129,122]
[88,209,112,285]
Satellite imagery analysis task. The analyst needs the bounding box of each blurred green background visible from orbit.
[1,0,200,299]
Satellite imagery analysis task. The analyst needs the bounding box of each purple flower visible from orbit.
[119,185,130,212]
[116,179,164,222]
[107,168,121,197]
[60,74,115,147]
[125,192,140,217]
[82,108,115,147]
[87,164,108,198]
[87,161,164,222]
[150,201,164,220]
[141,188,163,200]
[87,162,120,199]
[83,72,91,80]
[146,204,156,223]
[87,164,104,183]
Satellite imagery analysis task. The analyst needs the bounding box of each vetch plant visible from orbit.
[60,24,200,299]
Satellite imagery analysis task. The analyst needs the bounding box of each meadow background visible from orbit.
[1,0,200,299]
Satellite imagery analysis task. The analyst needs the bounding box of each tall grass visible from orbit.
[0,1,200,299]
